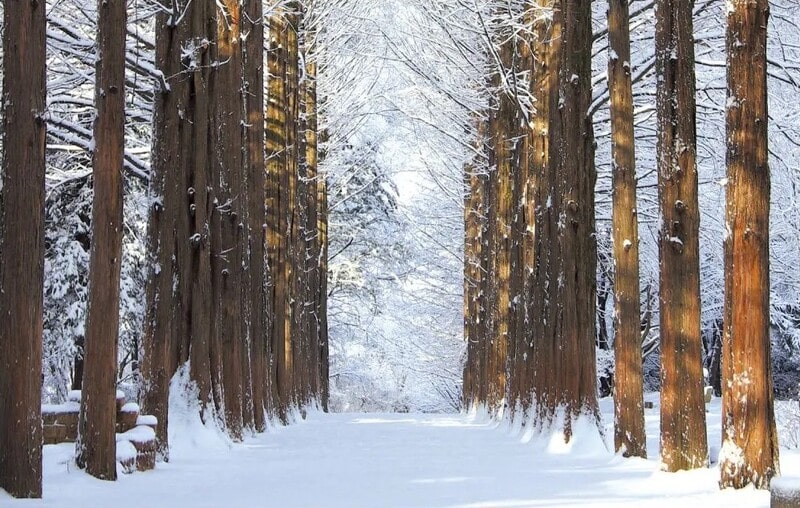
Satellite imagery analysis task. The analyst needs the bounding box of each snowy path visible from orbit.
[8,403,788,508]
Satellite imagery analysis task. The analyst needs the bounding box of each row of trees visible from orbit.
[462,0,779,490]
[0,0,329,497]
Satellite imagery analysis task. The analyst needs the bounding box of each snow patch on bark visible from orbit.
[719,438,746,470]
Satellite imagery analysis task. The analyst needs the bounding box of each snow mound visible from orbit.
[120,425,156,444]
[116,440,138,462]
[120,402,140,413]
[772,476,800,496]
[520,407,609,457]
[42,401,80,414]
[167,362,231,455]
[137,414,158,426]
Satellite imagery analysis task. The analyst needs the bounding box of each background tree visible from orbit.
[607,0,646,458]
[655,0,708,471]
[243,0,269,433]
[76,0,127,480]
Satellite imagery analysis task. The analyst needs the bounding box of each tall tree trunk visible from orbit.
[305,43,322,404]
[243,0,269,432]
[463,119,486,410]
[485,28,516,415]
[720,0,779,489]
[77,0,127,480]
[508,31,531,418]
[0,0,47,498]
[521,0,555,418]
[295,10,312,408]
[317,170,330,411]
[529,0,599,438]
[286,3,302,409]
[528,0,561,426]
[655,0,708,472]
[145,0,218,457]
[608,0,646,459]
[553,0,599,433]
[187,0,215,426]
[267,7,292,419]
[211,0,245,440]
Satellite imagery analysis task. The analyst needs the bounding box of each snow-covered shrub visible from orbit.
[41,175,147,403]
[43,177,92,402]
[596,347,614,398]
[776,399,800,450]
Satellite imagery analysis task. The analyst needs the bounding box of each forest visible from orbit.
[1,0,800,506]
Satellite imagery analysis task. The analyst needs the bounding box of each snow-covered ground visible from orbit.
[4,395,799,507]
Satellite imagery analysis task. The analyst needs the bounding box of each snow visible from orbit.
[115,440,138,463]
[771,475,800,497]
[5,395,798,507]
[41,402,80,414]
[120,402,140,413]
[136,415,158,426]
[118,425,156,444]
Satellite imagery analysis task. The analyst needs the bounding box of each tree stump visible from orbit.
[116,440,138,475]
[119,425,157,472]
[772,477,800,508]
[42,403,80,442]
[117,402,140,433]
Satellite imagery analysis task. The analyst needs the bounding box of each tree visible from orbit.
[76,0,127,480]
[142,0,202,459]
[0,0,47,498]
[267,3,292,418]
[607,0,646,458]
[243,0,269,433]
[484,6,517,415]
[526,0,600,437]
[210,0,246,441]
[719,0,779,490]
[655,0,708,471]
[463,120,488,409]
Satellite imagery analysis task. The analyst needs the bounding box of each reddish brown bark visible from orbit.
[529,0,599,437]
[608,0,646,458]
[655,0,708,472]
[267,8,292,419]
[243,0,269,432]
[0,0,47,498]
[463,120,487,409]
[720,0,779,489]
[77,0,127,480]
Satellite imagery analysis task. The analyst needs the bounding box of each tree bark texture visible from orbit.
[608,0,646,459]
[655,0,709,472]
[463,1,600,442]
[142,0,327,449]
[243,0,269,433]
[267,8,292,419]
[463,119,487,409]
[0,0,47,498]
[77,0,127,480]
[720,0,779,490]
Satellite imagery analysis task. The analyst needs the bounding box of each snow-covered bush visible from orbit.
[776,398,800,450]
[43,178,92,402]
